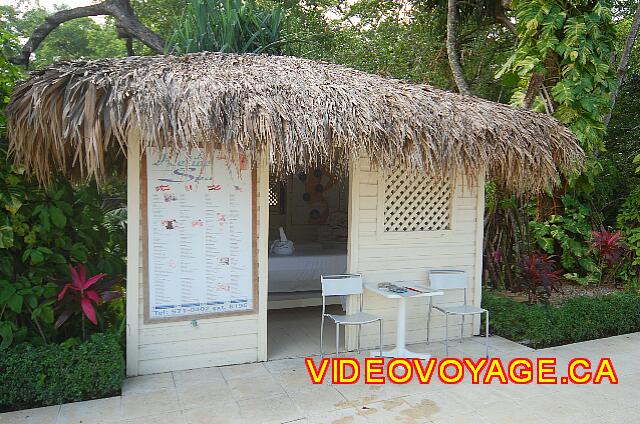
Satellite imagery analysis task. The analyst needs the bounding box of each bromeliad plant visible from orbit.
[55,264,121,339]
[519,253,564,303]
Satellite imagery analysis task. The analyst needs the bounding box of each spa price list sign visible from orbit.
[146,148,254,320]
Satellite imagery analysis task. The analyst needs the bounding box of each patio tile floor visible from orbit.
[2,334,638,424]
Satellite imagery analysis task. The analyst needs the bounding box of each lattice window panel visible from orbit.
[384,170,451,232]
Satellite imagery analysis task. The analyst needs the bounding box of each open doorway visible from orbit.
[267,167,349,360]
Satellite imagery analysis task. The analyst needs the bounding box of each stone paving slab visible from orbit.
[2,334,638,424]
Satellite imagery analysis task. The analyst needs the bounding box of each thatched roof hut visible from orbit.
[5,52,590,374]
[6,52,582,191]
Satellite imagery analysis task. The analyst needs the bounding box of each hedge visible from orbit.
[482,290,640,349]
[0,332,124,412]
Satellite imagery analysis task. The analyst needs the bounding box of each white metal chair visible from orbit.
[426,270,489,357]
[320,274,383,357]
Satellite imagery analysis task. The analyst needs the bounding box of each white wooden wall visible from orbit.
[126,142,484,375]
[346,158,485,349]
[126,138,270,376]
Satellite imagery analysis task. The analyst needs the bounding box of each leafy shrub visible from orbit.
[0,149,126,348]
[0,332,124,411]
[497,0,617,154]
[530,194,601,285]
[615,186,640,290]
[591,227,624,267]
[617,186,640,266]
[482,290,640,348]
[591,226,630,286]
[518,253,563,303]
[0,27,22,134]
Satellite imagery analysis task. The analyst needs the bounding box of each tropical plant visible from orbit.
[0,148,126,349]
[604,76,640,191]
[497,0,617,155]
[617,186,640,266]
[591,227,624,267]
[0,26,22,134]
[0,276,57,349]
[591,226,629,285]
[612,149,640,290]
[486,0,634,293]
[596,75,640,232]
[55,264,121,339]
[518,252,564,303]
[529,194,601,285]
[167,0,289,55]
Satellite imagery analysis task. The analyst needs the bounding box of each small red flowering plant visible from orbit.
[591,227,629,285]
[519,253,564,303]
[55,264,121,330]
[591,227,625,268]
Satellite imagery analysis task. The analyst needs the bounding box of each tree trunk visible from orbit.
[11,0,165,67]
[523,72,544,110]
[605,2,640,127]
[446,0,470,95]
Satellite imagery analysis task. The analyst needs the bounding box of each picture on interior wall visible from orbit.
[293,167,342,225]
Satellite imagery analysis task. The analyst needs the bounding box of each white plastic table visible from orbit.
[365,283,443,359]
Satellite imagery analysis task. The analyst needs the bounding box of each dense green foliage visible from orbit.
[485,0,639,294]
[0,332,124,411]
[0,28,21,133]
[0,148,126,349]
[606,76,640,207]
[285,0,516,98]
[133,0,190,40]
[498,0,617,154]
[483,290,640,348]
[0,22,126,349]
[529,195,601,285]
[617,187,640,266]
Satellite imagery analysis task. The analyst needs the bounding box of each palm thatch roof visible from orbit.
[6,52,583,192]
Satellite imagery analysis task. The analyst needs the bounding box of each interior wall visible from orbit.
[347,158,485,349]
[126,138,270,376]
[268,170,348,247]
